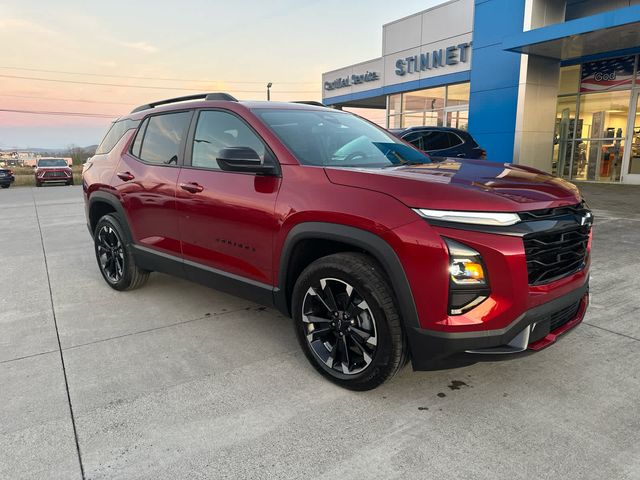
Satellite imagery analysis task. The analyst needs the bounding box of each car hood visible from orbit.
[324,158,582,212]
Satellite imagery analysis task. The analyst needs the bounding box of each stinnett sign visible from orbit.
[324,71,380,91]
[395,42,471,76]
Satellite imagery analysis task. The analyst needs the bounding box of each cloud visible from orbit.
[119,41,158,53]
[0,18,58,36]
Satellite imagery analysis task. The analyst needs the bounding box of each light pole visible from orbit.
[267,82,272,101]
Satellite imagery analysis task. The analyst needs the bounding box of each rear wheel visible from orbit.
[292,252,408,390]
[94,214,149,291]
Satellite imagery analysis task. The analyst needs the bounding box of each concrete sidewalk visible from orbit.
[1,184,639,480]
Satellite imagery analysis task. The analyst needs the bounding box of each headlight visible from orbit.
[413,208,520,226]
[444,238,490,315]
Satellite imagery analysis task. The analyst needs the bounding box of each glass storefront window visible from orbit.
[387,83,469,130]
[570,139,625,182]
[402,87,445,113]
[446,83,470,107]
[446,110,468,130]
[577,90,630,140]
[553,95,577,177]
[558,65,580,95]
[388,94,402,116]
[628,101,640,175]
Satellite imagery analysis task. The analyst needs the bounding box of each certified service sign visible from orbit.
[324,71,380,91]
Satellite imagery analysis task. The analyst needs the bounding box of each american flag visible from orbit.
[580,56,635,92]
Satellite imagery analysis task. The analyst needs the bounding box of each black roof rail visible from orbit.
[130,92,238,113]
[291,101,325,107]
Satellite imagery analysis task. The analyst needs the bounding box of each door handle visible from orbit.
[116,171,135,181]
[179,182,204,193]
[456,153,466,158]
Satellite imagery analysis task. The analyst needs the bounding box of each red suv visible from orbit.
[83,93,592,390]
[35,158,74,186]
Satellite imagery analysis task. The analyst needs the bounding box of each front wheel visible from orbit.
[94,214,149,291]
[292,252,408,390]
[1,184,9,189]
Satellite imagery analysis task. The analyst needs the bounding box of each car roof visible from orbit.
[120,94,334,122]
[394,126,468,134]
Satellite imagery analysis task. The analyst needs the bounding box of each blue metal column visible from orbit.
[468,0,526,163]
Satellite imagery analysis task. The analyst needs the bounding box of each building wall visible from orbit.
[322,0,474,105]
[513,0,566,171]
[467,0,527,164]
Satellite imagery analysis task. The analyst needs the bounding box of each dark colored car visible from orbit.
[390,126,486,159]
[0,168,15,188]
[83,93,592,390]
[35,158,74,187]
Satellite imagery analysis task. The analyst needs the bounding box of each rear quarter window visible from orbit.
[95,119,140,155]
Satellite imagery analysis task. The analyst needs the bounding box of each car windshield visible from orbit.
[253,109,430,168]
[38,159,68,167]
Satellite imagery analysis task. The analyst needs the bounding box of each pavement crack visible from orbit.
[0,349,59,365]
[31,189,86,480]
[63,306,256,351]
[583,321,640,343]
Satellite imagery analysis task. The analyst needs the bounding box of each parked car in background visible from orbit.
[0,168,15,188]
[83,93,591,390]
[34,158,74,187]
[390,126,486,159]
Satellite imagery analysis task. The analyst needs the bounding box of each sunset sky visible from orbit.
[0,0,443,149]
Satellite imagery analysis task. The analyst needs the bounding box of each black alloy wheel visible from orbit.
[302,278,378,375]
[93,214,149,291]
[96,224,125,284]
[292,252,408,390]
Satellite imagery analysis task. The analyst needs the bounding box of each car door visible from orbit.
[175,109,281,288]
[113,110,193,257]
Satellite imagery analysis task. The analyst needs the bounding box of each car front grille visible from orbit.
[549,300,582,331]
[43,171,68,178]
[522,203,591,285]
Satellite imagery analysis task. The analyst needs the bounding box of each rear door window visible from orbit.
[95,119,140,154]
[446,132,464,148]
[421,131,450,151]
[138,112,192,165]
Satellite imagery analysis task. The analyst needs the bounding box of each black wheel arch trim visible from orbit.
[275,222,420,333]
[87,191,133,242]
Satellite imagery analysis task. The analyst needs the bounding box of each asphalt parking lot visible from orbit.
[1,183,639,480]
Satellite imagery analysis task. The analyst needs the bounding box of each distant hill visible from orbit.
[0,145,98,154]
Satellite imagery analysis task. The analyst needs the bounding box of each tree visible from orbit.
[67,144,91,165]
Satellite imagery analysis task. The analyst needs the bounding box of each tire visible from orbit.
[67,180,74,186]
[1,184,9,189]
[94,214,149,291]
[36,181,42,187]
[292,252,408,391]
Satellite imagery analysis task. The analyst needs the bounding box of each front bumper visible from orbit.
[407,281,588,370]
[37,177,73,184]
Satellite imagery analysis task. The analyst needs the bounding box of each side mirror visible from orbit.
[217,147,277,175]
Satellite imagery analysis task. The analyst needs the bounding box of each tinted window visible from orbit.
[131,118,148,158]
[422,131,454,151]
[403,132,423,150]
[139,112,191,165]
[38,158,68,167]
[96,119,139,154]
[254,109,430,168]
[191,111,266,169]
[446,132,464,148]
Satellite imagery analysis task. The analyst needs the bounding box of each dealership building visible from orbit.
[322,0,640,184]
